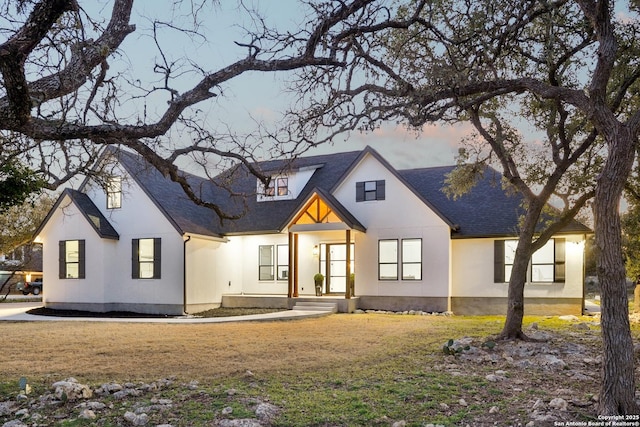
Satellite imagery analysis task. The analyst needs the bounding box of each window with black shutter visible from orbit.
[356,180,385,202]
[132,238,161,279]
[59,240,85,279]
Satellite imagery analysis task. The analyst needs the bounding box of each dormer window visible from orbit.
[107,176,122,209]
[258,175,293,201]
[256,165,322,202]
[276,177,289,196]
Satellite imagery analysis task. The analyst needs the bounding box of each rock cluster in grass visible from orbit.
[0,377,280,427]
[354,309,453,316]
[435,319,640,427]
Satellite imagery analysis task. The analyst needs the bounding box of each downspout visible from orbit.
[183,235,191,315]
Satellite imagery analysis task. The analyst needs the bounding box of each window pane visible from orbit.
[277,245,288,262]
[265,181,275,196]
[364,181,376,191]
[330,245,346,259]
[107,176,121,192]
[277,177,288,196]
[379,264,398,280]
[505,265,513,282]
[504,240,518,264]
[277,245,288,280]
[259,266,274,281]
[277,266,288,280]
[107,177,121,209]
[139,263,154,279]
[66,263,79,279]
[139,239,154,262]
[402,264,421,280]
[65,240,79,262]
[532,240,554,264]
[259,245,274,281]
[402,239,421,263]
[532,265,554,282]
[259,246,273,265]
[379,240,398,263]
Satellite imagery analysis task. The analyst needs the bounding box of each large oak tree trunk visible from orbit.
[595,129,639,415]
[500,205,542,340]
[500,248,530,340]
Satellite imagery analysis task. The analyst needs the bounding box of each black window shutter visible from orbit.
[132,239,139,279]
[555,238,566,283]
[78,240,86,279]
[153,238,162,279]
[356,182,365,202]
[59,241,66,279]
[377,180,386,200]
[494,240,505,283]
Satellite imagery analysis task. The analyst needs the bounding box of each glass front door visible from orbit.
[319,243,355,294]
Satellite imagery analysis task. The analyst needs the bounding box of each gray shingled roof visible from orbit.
[210,150,364,234]
[35,189,119,240]
[399,165,592,238]
[79,147,590,239]
[117,150,226,237]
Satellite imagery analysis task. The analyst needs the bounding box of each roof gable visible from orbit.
[114,150,225,238]
[331,146,457,229]
[287,187,366,232]
[35,189,119,240]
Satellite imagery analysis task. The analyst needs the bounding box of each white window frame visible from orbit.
[277,244,289,280]
[106,176,122,209]
[259,245,275,281]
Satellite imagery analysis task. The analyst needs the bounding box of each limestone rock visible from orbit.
[549,397,568,411]
[79,409,96,419]
[255,402,279,422]
[0,402,15,416]
[532,399,545,410]
[542,355,567,370]
[13,409,28,418]
[52,378,93,400]
[124,411,149,426]
[571,322,590,330]
[216,420,262,427]
[2,420,28,427]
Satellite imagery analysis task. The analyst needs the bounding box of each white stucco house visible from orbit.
[34,146,591,315]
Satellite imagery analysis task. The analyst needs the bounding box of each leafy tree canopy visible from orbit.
[0,161,44,213]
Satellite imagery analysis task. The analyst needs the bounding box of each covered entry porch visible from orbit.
[285,189,366,301]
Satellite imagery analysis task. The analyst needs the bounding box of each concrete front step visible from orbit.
[291,301,338,313]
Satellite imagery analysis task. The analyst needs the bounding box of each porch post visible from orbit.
[293,233,299,297]
[345,229,352,299]
[287,232,293,298]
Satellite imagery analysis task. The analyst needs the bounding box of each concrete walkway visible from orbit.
[584,299,601,315]
[0,302,332,324]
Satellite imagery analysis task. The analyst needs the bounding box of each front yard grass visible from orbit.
[0,314,638,426]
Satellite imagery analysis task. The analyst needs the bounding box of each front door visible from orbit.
[319,243,355,294]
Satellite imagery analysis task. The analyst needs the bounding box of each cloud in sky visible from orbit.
[307,122,475,170]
